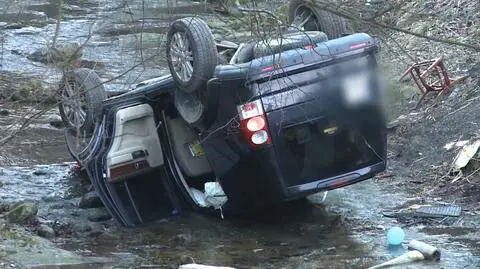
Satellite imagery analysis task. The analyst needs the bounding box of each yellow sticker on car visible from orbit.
[187,142,205,157]
[323,126,338,135]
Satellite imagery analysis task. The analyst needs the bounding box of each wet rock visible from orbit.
[36,224,55,238]
[87,230,103,237]
[49,120,64,129]
[72,222,93,233]
[76,59,106,70]
[0,10,49,28]
[0,72,53,103]
[170,233,193,245]
[32,169,49,176]
[93,22,169,36]
[79,191,103,209]
[27,43,83,65]
[0,109,10,116]
[4,202,39,224]
[96,231,120,241]
[87,208,112,222]
[49,201,76,210]
[12,27,43,35]
[469,62,480,86]
[10,50,22,55]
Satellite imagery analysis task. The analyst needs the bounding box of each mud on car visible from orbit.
[58,0,387,227]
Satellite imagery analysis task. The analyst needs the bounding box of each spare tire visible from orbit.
[253,31,328,58]
[58,68,106,136]
[287,0,352,39]
[166,17,218,94]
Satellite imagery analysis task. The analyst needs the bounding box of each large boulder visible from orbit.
[4,202,39,224]
[36,224,55,238]
[27,43,83,65]
[78,191,103,209]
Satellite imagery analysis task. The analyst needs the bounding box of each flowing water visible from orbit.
[0,0,479,268]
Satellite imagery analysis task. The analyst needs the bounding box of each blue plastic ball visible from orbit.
[387,226,405,245]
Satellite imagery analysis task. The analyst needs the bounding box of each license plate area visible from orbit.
[269,111,381,187]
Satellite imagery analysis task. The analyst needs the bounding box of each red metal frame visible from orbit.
[399,56,467,109]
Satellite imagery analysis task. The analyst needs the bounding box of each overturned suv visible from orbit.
[58,1,387,227]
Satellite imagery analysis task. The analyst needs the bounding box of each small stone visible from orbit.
[5,202,39,224]
[49,120,64,129]
[97,231,119,241]
[37,224,55,238]
[33,169,48,176]
[87,231,103,237]
[72,222,93,233]
[87,209,112,222]
[79,191,103,209]
[49,201,76,210]
[170,233,192,245]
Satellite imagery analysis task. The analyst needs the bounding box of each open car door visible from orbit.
[83,77,185,227]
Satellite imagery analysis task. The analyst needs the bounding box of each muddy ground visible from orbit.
[0,0,480,268]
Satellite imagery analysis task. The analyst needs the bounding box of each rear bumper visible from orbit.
[285,161,385,199]
[203,137,386,209]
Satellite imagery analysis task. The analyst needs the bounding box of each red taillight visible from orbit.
[350,42,368,49]
[305,44,315,50]
[246,116,265,132]
[261,63,280,73]
[237,100,271,148]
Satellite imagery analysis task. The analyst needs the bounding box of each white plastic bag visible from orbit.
[190,188,207,207]
[204,182,228,209]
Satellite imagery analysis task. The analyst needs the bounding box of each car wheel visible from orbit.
[166,17,218,94]
[253,31,328,58]
[287,0,352,39]
[58,68,106,136]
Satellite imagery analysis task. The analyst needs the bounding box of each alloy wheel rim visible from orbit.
[60,80,88,129]
[170,31,194,83]
[293,5,320,30]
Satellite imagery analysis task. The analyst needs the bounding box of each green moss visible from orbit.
[0,228,39,247]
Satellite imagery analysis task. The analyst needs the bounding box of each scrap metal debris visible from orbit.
[451,139,480,178]
[444,140,470,150]
[399,56,468,109]
[383,205,462,218]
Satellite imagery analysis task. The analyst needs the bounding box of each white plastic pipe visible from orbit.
[367,250,425,269]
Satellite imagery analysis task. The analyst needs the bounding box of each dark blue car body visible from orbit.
[68,33,387,227]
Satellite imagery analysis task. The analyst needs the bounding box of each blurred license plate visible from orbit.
[342,73,370,105]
